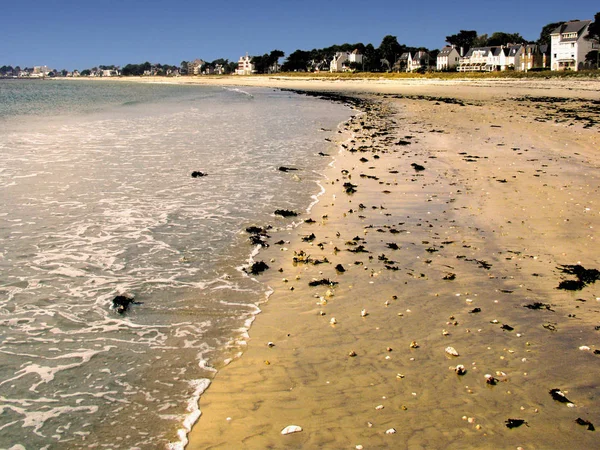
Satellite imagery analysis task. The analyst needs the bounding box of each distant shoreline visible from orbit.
[54,74,600,100]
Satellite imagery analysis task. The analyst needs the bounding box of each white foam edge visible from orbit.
[166,378,211,450]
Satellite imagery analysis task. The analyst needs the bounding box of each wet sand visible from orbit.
[167,77,600,449]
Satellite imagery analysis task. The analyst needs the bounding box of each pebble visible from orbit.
[485,374,498,385]
[445,346,459,356]
[385,428,396,434]
[281,425,302,435]
[361,309,368,317]
[410,341,419,348]
[330,317,337,325]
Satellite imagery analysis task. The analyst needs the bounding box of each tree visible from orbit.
[585,50,598,66]
[538,21,565,46]
[251,55,267,73]
[180,60,188,75]
[268,49,285,72]
[473,34,489,47]
[227,61,238,74]
[585,12,600,42]
[445,30,477,53]
[378,35,402,67]
[585,12,600,69]
[486,32,526,46]
[281,49,311,72]
[362,43,382,72]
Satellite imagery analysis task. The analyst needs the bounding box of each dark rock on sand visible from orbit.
[302,233,316,242]
[348,245,368,253]
[274,209,298,217]
[505,419,528,429]
[308,278,339,287]
[191,171,207,178]
[558,265,600,290]
[246,261,269,275]
[524,302,554,311]
[411,163,426,172]
[246,226,271,247]
[343,182,357,194]
[335,264,346,273]
[549,388,573,404]
[575,418,595,431]
[279,166,298,172]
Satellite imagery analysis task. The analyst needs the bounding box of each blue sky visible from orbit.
[1,0,598,70]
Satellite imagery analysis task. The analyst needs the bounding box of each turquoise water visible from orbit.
[0,79,351,448]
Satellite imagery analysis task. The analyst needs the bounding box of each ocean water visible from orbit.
[0,79,351,448]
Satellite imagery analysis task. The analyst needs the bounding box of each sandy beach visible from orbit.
[128,76,600,449]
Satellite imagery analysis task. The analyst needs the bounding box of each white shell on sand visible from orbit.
[385,428,396,434]
[330,317,337,325]
[281,425,302,435]
[445,346,459,356]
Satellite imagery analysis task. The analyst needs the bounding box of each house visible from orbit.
[458,47,492,72]
[519,44,547,71]
[330,49,363,72]
[505,45,523,70]
[236,54,254,75]
[394,52,411,72]
[551,20,599,71]
[539,44,551,69]
[437,46,461,71]
[188,59,205,75]
[487,47,509,71]
[30,66,50,78]
[102,69,120,77]
[407,51,434,72]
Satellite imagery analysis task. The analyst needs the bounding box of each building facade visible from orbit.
[436,46,461,71]
[551,20,598,71]
[236,54,254,75]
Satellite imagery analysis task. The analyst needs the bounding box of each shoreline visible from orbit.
[177,77,600,448]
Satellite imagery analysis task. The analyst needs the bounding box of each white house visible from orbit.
[458,47,491,72]
[330,49,363,72]
[487,47,509,71]
[437,46,461,71]
[188,59,205,75]
[236,54,254,75]
[408,51,434,72]
[551,20,599,71]
[505,45,523,70]
[102,69,120,77]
